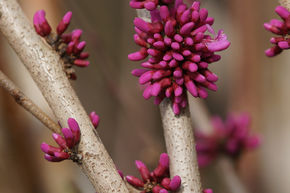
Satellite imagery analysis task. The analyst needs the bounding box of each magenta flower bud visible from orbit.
[135,160,151,181]
[180,22,195,35]
[126,176,144,187]
[159,189,169,193]
[118,169,124,179]
[33,10,51,37]
[161,178,171,189]
[278,41,290,49]
[152,185,163,193]
[129,1,143,9]
[143,85,152,99]
[144,1,156,11]
[128,48,148,61]
[74,41,86,54]
[90,112,100,128]
[44,154,65,162]
[169,175,181,191]
[61,128,75,148]
[41,143,62,155]
[74,59,90,67]
[265,46,282,57]
[185,79,198,97]
[52,133,68,149]
[275,6,290,20]
[199,8,208,22]
[71,29,83,40]
[203,189,213,193]
[68,118,80,144]
[153,153,169,177]
[57,11,72,35]
[79,52,89,59]
[54,151,70,159]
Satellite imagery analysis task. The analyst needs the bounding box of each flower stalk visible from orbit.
[0,70,61,133]
[0,0,129,192]
[160,99,202,193]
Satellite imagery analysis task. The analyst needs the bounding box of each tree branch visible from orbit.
[216,156,249,193]
[0,0,129,192]
[0,70,61,133]
[279,0,290,10]
[160,99,202,193]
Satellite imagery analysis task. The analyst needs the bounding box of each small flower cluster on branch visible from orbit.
[33,10,89,79]
[264,6,289,57]
[41,118,81,163]
[195,114,260,167]
[129,0,230,115]
[125,153,181,193]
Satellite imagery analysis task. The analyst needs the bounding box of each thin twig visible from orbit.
[216,156,249,193]
[279,0,290,10]
[0,0,129,192]
[189,98,213,135]
[160,99,202,193]
[189,100,249,193]
[0,70,61,133]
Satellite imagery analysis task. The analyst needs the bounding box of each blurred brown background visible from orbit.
[0,0,289,193]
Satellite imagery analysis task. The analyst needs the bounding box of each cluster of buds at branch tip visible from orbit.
[195,113,261,167]
[41,118,82,163]
[129,0,174,11]
[90,111,100,129]
[264,6,289,57]
[33,10,90,80]
[129,0,230,115]
[125,153,181,193]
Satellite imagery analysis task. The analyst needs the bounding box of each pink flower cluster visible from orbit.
[264,6,290,57]
[129,0,230,115]
[41,118,81,162]
[33,10,89,79]
[125,153,181,193]
[129,0,173,11]
[195,114,260,167]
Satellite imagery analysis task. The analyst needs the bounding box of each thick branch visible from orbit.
[0,70,60,133]
[160,99,202,193]
[0,0,129,192]
[279,0,290,10]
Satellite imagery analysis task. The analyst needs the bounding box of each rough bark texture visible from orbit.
[160,99,202,193]
[279,0,290,9]
[0,71,61,133]
[0,0,129,192]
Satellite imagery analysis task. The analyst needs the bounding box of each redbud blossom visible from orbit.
[33,10,90,79]
[90,111,100,128]
[264,6,290,57]
[129,0,230,115]
[195,113,261,167]
[41,118,82,163]
[33,10,51,37]
[125,153,181,192]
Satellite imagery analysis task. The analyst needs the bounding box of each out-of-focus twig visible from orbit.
[0,70,61,133]
[216,156,249,193]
